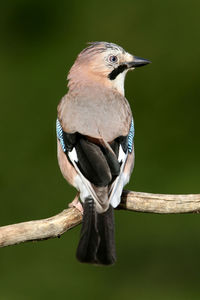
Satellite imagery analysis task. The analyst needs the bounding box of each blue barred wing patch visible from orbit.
[128,119,134,153]
[56,119,66,152]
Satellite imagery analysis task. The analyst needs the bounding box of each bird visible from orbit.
[56,42,150,265]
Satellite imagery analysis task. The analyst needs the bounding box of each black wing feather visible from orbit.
[61,129,128,186]
[76,138,112,186]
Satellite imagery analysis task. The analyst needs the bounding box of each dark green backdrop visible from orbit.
[0,1,200,299]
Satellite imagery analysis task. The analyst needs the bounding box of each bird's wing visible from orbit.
[57,119,117,211]
[108,119,135,208]
[56,118,134,211]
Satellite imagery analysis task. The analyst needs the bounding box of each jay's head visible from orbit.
[68,42,151,95]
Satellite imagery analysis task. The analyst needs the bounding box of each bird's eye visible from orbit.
[109,55,118,63]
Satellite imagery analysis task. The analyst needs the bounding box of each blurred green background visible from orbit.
[0,0,200,299]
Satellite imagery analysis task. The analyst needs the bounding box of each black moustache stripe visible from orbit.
[108,64,128,80]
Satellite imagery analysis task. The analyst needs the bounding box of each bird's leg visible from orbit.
[69,192,83,214]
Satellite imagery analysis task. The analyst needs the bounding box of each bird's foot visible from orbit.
[69,192,83,214]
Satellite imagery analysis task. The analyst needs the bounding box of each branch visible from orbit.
[0,190,200,248]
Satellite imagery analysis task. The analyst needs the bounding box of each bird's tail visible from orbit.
[76,197,116,265]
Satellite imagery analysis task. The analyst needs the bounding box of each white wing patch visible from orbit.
[118,145,127,163]
[68,147,102,210]
[68,148,78,162]
[109,145,128,208]
[109,118,134,207]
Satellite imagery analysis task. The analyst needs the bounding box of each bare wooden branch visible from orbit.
[0,207,82,248]
[0,190,200,248]
[120,190,200,213]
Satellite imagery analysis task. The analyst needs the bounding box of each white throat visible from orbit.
[112,70,127,96]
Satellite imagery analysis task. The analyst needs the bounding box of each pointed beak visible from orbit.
[127,56,151,68]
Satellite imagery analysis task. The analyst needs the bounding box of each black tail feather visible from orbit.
[96,205,116,265]
[76,197,99,263]
[76,198,116,266]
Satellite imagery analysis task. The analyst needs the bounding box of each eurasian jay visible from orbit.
[56,42,150,265]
